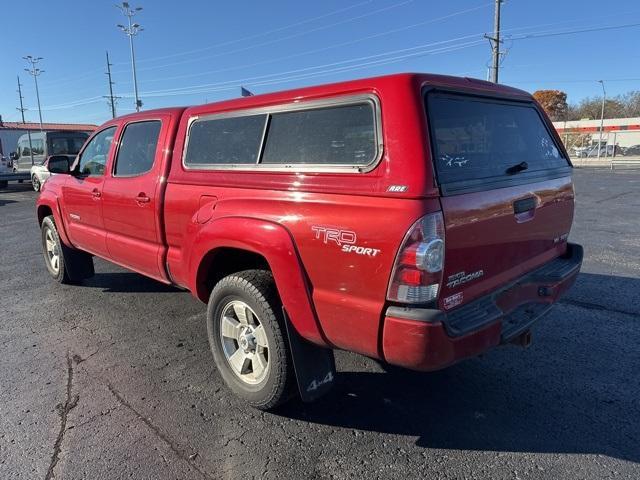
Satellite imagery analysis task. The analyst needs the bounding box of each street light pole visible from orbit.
[597,80,606,160]
[23,56,44,131]
[117,2,144,112]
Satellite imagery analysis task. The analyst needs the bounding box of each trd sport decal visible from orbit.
[311,226,381,257]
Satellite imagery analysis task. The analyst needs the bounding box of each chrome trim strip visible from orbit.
[181,93,384,174]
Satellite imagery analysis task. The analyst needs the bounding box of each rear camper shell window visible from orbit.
[183,94,382,173]
[425,91,571,195]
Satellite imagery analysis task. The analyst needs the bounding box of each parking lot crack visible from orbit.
[560,298,639,317]
[106,383,214,480]
[45,352,79,480]
[261,455,273,478]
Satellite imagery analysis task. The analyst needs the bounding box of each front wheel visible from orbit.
[32,175,40,192]
[206,270,295,410]
[41,216,94,284]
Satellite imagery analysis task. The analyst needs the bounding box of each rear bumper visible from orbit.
[382,243,583,371]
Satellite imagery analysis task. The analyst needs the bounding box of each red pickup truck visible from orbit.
[36,73,582,409]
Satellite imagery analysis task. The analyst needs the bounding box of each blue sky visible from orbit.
[2,0,639,125]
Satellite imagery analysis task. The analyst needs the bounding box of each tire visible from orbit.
[0,180,7,189]
[206,270,295,410]
[32,175,40,192]
[41,216,94,284]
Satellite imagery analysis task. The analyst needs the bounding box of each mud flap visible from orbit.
[61,243,94,281]
[283,308,336,403]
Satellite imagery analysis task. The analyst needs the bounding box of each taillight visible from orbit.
[387,212,445,304]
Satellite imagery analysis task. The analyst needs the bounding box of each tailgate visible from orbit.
[425,91,574,309]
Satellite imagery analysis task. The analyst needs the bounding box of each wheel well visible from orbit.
[37,205,53,225]
[196,247,270,302]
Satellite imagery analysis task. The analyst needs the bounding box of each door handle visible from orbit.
[135,193,151,204]
[92,189,102,199]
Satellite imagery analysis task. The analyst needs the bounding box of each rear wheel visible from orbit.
[32,175,40,192]
[41,216,94,284]
[206,270,295,410]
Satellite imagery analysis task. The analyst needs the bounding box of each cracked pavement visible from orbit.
[0,168,639,479]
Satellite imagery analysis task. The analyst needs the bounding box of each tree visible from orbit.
[619,91,640,118]
[533,90,568,121]
[568,97,626,120]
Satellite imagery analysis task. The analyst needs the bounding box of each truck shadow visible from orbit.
[0,198,17,207]
[276,272,640,463]
[80,272,182,294]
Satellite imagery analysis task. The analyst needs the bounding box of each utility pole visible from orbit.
[117,2,144,112]
[597,80,606,160]
[104,51,120,118]
[23,55,44,130]
[485,0,503,83]
[16,76,35,166]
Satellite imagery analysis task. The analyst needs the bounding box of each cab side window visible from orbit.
[114,121,161,176]
[77,127,116,176]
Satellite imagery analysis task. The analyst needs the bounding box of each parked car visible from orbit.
[10,131,89,174]
[622,144,640,156]
[571,146,590,157]
[575,144,619,158]
[36,73,582,409]
[30,157,53,192]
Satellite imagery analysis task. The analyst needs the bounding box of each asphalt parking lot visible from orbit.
[0,168,639,480]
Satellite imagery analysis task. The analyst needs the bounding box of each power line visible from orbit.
[507,21,640,41]
[508,77,640,85]
[29,34,483,110]
[132,2,493,86]
[126,0,375,66]
[127,39,487,99]
[26,10,640,111]
[32,35,485,112]
[37,0,378,88]
[122,0,417,75]
[130,35,487,97]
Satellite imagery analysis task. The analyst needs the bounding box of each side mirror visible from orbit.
[47,155,71,174]
[9,152,18,161]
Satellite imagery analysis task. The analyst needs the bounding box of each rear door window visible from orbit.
[427,93,569,190]
[114,121,161,176]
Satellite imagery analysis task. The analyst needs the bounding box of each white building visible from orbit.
[553,117,640,149]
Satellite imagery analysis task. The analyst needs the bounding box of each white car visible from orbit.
[30,159,51,192]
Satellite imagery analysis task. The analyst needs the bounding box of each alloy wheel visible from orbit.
[219,300,270,385]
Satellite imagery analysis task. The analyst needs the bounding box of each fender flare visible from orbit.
[186,216,328,347]
[36,195,72,247]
